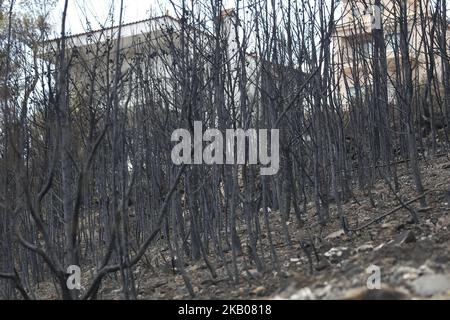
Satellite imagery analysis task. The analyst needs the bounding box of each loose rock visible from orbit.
[393,230,416,245]
[253,286,267,297]
[410,274,450,296]
[325,229,345,240]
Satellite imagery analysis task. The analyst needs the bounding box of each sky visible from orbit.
[21,0,450,36]
[51,0,165,35]
[50,0,234,36]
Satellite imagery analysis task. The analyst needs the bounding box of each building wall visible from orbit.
[333,0,450,107]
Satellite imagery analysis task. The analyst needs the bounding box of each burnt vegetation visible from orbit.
[0,0,449,300]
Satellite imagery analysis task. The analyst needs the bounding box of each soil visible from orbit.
[35,154,450,300]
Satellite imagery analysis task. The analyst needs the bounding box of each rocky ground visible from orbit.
[124,154,450,299]
[35,154,450,300]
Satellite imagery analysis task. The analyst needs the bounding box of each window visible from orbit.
[361,39,373,58]
[386,33,400,52]
[348,86,357,98]
[387,83,397,102]
[348,85,366,99]
[353,39,373,59]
